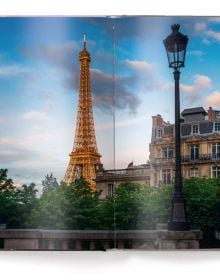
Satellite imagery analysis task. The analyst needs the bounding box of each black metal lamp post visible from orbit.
[163,24,190,231]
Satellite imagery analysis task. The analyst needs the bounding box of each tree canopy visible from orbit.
[1,169,220,247]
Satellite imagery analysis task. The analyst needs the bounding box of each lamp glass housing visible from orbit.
[163,24,188,70]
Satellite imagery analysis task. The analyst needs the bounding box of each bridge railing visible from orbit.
[0,229,202,250]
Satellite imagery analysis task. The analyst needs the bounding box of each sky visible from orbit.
[1,16,220,186]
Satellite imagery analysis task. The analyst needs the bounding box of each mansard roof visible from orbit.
[181,107,207,116]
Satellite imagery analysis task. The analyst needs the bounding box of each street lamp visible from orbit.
[163,24,190,231]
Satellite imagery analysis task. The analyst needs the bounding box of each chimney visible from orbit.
[208,107,216,120]
[152,114,163,127]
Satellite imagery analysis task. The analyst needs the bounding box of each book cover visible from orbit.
[0,16,219,250]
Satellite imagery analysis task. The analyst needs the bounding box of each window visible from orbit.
[212,143,220,159]
[157,129,162,138]
[107,184,114,197]
[191,124,199,134]
[190,144,199,160]
[162,169,172,185]
[162,147,173,159]
[190,168,199,178]
[212,166,220,178]
[215,122,220,132]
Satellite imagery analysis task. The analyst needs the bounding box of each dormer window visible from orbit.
[214,122,220,132]
[192,124,199,134]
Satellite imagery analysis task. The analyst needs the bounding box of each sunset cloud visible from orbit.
[194,22,207,32]
[181,75,212,94]
[206,91,220,107]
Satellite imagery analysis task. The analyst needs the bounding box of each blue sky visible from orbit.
[1,16,220,186]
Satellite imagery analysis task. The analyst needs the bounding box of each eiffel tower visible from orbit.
[64,34,101,191]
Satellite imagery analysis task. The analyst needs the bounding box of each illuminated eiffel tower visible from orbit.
[64,34,101,191]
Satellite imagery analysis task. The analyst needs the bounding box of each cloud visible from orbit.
[124,59,154,73]
[120,59,172,95]
[22,41,170,115]
[22,41,145,114]
[205,30,220,41]
[0,135,62,185]
[0,137,40,164]
[194,22,207,32]
[193,20,220,44]
[181,75,212,94]
[22,41,79,72]
[22,111,47,121]
[0,64,36,82]
[64,64,142,115]
[206,91,220,107]
[181,75,212,106]
[0,137,15,146]
[91,68,141,114]
[26,133,51,143]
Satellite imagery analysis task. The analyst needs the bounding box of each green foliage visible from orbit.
[0,169,14,191]
[183,177,220,232]
[30,178,102,230]
[1,168,220,249]
[42,173,59,193]
[0,169,38,228]
[65,178,102,229]
[30,184,69,229]
[101,182,172,230]
[9,183,38,228]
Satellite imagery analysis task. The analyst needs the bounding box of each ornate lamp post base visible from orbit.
[168,194,190,231]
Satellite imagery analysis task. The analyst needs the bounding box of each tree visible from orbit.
[30,184,68,229]
[16,183,39,228]
[65,178,102,229]
[100,182,171,230]
[183,177,219,230]
[31,178,102,230]
[42,173,59,193]
[0,169,14,191]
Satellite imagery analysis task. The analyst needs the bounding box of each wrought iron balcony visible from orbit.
[96,167,150,181]
[182,154,220,163]
[152,154,220,164]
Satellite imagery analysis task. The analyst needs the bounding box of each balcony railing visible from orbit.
[152,154,220,164]
[182,154,220,163]
[96,168,150,179]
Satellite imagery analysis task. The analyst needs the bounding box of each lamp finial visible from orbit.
[171,24,180,32]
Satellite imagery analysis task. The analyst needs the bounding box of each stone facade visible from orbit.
[96,106,220,196]
[150,107,220,186]
[96,163,150,199]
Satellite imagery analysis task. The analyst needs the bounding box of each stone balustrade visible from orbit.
[0,229,202,250]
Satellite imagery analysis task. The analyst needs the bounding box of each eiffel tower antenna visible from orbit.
[83,32,86,49]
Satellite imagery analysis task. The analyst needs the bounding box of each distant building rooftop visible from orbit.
[181,107,207,116]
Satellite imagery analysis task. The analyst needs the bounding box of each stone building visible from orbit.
[150,106,220,186]
[96,162,150,199]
